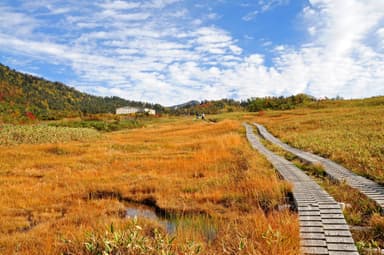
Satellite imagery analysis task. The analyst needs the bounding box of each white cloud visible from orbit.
[242,10,259,21]
[192,26,241,56]
[377,28,384,48]
[244,34,254,40]
[308,26,316,36]
[226,0,384,100]
[298,0,384,97]
[192,19,203,26]
[143,0,180,9]
[170,9,188,18]
[242,0,289,21]
[274,45,285,51]
[100,10,151,20]
[229,45,242,55]
[99,1,141,10]
[206,13,219,20]
[259,0,289,12]
[0,6,39,37]
[246,54,265,65]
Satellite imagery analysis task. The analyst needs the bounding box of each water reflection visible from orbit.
[125,203,217,242]
[125,204,176,233]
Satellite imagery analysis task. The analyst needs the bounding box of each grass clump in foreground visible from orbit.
[0,117,299,255]
[0,124,100,145]
[62,218,202,255]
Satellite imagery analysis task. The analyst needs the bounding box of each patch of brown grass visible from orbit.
[0,118,299,254]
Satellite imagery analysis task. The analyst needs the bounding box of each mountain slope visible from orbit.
[169,100,200,109]
[0,63,162,122]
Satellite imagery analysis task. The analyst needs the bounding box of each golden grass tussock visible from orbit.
[0,118,299,254]
[253,105,384,183]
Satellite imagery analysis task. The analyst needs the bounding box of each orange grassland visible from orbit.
[0,118,299,254]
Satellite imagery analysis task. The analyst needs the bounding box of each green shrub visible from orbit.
[0,124,100,145]
[49,119,142,132]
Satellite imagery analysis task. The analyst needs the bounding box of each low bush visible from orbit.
[49,119,142,132]
[0,124,100,145]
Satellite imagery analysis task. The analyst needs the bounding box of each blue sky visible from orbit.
[0,0,383,105]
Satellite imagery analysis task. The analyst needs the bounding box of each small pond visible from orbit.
[126,204,176,233]
[125,203,217,242]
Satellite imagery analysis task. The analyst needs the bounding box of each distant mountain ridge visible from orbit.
[169,100,200,109]
[0,63,163,122]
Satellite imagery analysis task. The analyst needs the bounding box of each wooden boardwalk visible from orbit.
[254,123,384,209]
[244,123,358,255]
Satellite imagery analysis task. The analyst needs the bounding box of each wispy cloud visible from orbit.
[242,0,289,21]
[98,1,141,10]
[242,10,259,21]
[258,0,289,12]
[0,6,39,37]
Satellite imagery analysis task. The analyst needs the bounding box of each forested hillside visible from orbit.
[168,99,243,115]
[168,95,318,115]
[0,63,163,123]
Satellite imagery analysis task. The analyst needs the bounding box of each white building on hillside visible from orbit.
[116,106,140,114]
[116,106,156,115]
[143,108,156,115]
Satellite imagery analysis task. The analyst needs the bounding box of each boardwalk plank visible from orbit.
[328,252,359,255]
[301,239,327,247]
[325,236,355,244]
[324,230,352,237]
[327,243,358,251]
[302,246,329,254]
